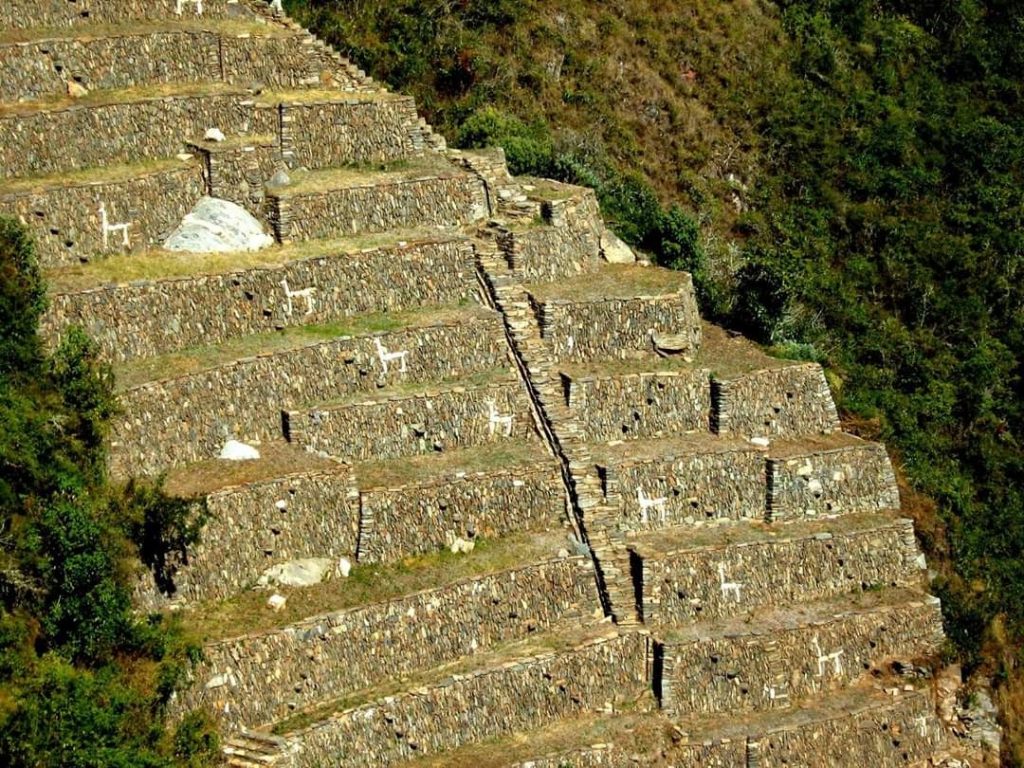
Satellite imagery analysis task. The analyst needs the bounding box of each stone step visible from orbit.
[176,551,602,731]
[402,686,946,767]
[41,232,477,362]
[0,18,359,103]
[0,155,205,268]
[265,158,489,244]
[271,626,653,768]
[527,263,702,363]
[283,372,536,462]
[107,303,507,475]
[657,589,944,717]
[589,431,899,533]
[626,512,928,626]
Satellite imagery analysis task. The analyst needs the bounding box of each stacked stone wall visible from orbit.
[565,369,711,441]
[534,283,702,362]
[111,315,508,474]
[0,0,249,29]
[0,91,270,178]
[660,598,943,716]
[178,557,600,729]
[134,468,358,610]
[281,96,419,169]
[600,443,766,530]
[41,238,477,362]
[495,189,602,281]
[712,363,840,437]
[767,440,900,521]
[289,631,650,768]
[285,379,536,461]
[0,162,205,268]
[635,518,925,625]
[270,172,488,242]
[194,136,279,215]
[357,459,565,563]
[218,34,367,92]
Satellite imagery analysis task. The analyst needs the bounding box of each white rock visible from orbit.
[275,499,288,511]
[205,672,237,689]
[337,556,352,578]
[749,437,770,448]
[807,478,824,496]
[67,80,88,98]
[600,228,636,264]
[218,439,261,461]
[449,537,475,554]
[204,127,226,142]
[557,548,570,559]
[267,593,287,611]
[259,558,334,588]
[796,463,814,477]
[164,197,274,253]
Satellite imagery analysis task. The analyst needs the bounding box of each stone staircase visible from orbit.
[2,1,991,766]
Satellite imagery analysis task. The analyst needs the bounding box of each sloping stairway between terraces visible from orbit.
[2,1,989,766]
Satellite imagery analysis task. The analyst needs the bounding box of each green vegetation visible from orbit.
[0,217,217,767]
[289,0,1023,758]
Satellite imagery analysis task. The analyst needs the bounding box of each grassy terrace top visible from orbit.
[0,80,246,117]
[560,322,795,380]
[526,263,690,303]
[273,154,464,196]
[590,433,757,465]
[279,622,616,735]
[182,530,573,643]
[0,17,293,45]
[112,303,486,390]
[0,156,197,197]
[308,365,517,411]
[628,510,903,557]
[162,440,341,498]
[46,227,463,292]
[767,431,878,459]
[354,440,553,489]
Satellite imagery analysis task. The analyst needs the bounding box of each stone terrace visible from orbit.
[4,1,983,766]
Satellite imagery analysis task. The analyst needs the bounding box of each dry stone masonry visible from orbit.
[5,1,992,765]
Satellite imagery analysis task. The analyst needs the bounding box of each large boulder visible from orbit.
[600,228,637,264]
[258,558,335,589]
[164,197,274,253]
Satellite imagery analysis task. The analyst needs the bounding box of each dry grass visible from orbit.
[112,303,479,389]
[47,227,457,292]
[353,440,551,489]
[0,17,293,45]
[1,157,194,196]
[589,433,752,465]
[277,154,460,196]
[0,80,244,117]
[527,263,688,303]
[309,365,516,410]
[254,88,402,106]
[181,529,569,643]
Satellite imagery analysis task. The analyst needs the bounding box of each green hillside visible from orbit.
[288,0,1024,758]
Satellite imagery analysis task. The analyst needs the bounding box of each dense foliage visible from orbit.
[289,0,1022,758]
[0,218,217,767]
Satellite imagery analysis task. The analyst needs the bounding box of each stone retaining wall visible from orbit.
[280,96,420,169]
[134,468,358,610]
[660,597,943,716]
[357,460,565,563]
[767,440,900,521]
[495,189,602,281]
[192,136,279,216]
[600,442,766,531]
[712,363,840,438]
[0,91,270,178]
[288,631,651,768]
[565,369,712,441]
[285,379,536,461]
[0,161,205,268]
[0,0,249,29]
[269,171,489,242]
[178,557,600,729]
[41,238,477,362]
[533,282,702,362]
[111,314,508,474]
[633,518,925,625]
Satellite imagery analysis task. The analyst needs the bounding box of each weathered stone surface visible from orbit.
[164,196,274,252]
[42,238,478,362]
[257,558,334,588]
[600,228,636,265]
[175,557,601,730]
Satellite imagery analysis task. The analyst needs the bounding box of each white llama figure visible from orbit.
[374,338,408,374]
[637,487,667,524]
[487,399,513,437]
[811,636,844,677]
[763,683,789,704]
[98,203,131,249]
[175,0,204,15]
[280,279,316,317]
[718,563,743,602]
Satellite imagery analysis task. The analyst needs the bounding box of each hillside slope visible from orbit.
[287,0,1024,760]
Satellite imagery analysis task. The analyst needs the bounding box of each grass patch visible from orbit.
[354,440,550,489]
[307,365,516,410]
[0,157,194,196]
[0,80,244,117]
[0,16,294,45]
[526,264,688,303]
[276,154,460,196]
